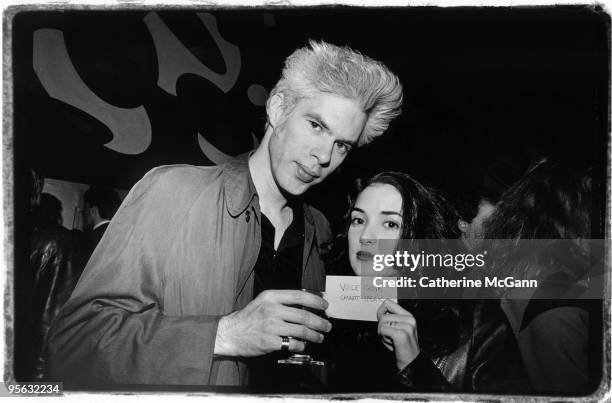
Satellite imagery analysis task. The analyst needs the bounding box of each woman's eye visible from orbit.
[384,221,400,230]
[350,216,364,225]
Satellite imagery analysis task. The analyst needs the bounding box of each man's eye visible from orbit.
[309,120,322,131]
[335,142,350,155]
[350,216,364,225]
[384,221,400,230]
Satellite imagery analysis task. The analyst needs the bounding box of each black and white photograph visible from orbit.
[3,2,610,399]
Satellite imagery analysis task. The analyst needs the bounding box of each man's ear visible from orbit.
[267,93,284,128]
[457,219,469,235]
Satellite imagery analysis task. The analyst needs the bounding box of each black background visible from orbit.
[12,6,609,228]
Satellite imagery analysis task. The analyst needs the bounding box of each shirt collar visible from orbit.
[222,152,315,229]
[223,152,258,217]
[93,220,110,230]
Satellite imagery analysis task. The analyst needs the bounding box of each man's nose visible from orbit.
[312,138,333,167]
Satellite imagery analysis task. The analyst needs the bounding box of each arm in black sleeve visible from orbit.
[395,353,453,391]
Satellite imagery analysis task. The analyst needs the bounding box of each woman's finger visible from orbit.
[377,299,411,319]
[385,321,419,342]
[379,312,416,327]
[379,325,395,350]
[383,299,410,314]
[379,324,406,346]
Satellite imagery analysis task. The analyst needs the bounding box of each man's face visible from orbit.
[268,93,367,196]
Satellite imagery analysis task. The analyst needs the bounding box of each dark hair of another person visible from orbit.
[324,171,469,357]
[29,166,44,212]
[454,186,500,223]
[83,186,121,220]
[484,158,593,283]
[37,193,63,229]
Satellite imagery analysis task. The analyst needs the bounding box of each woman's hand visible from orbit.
[377,299,420,371]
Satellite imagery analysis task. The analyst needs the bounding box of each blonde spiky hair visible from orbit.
[267,40,403,146]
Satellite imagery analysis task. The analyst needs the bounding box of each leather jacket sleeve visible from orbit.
[395,353,452,391]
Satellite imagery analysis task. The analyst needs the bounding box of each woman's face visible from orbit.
[348,183,403,276]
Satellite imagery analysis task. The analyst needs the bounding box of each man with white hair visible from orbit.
[46,40,403,387]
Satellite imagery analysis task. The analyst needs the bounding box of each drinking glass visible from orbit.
[278,289,325,366]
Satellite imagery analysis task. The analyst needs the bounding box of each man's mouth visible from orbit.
[296,163,320,183]
[356,251,374,261]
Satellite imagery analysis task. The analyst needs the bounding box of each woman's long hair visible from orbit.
[323,172,460,267]
[364,172,461,240]
[323,171,469,357]
[484,158,593,283]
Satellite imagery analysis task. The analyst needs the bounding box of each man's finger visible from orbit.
[286,337,307,353]
[276,323,325,344]
[289,338,307,353]
[261,289,328,311]
[277,305,332,333]
[275,336,306,354]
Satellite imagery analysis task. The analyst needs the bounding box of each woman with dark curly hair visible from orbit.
[326,172,525,392]
[484,158,601,394]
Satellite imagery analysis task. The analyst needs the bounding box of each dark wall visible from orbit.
[12,7,608,227]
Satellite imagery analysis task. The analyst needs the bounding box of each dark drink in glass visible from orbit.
[278,288,325,366]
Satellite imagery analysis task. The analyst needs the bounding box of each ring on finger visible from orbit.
[280,336,290,352]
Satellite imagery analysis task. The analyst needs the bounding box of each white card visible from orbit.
[324,275,398,321]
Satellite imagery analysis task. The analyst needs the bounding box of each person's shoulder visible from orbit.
[519,269,592,330]
[143,164,225,187]
[141,163,238,197]
[121,164,229,211]
[521,299,589,331]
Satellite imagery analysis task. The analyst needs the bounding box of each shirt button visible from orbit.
[245,210,251,223]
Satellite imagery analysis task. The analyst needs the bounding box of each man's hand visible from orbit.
[213,289,332,357]
[377,299,420,371]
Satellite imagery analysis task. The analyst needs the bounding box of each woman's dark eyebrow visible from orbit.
[351,207,365,214]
